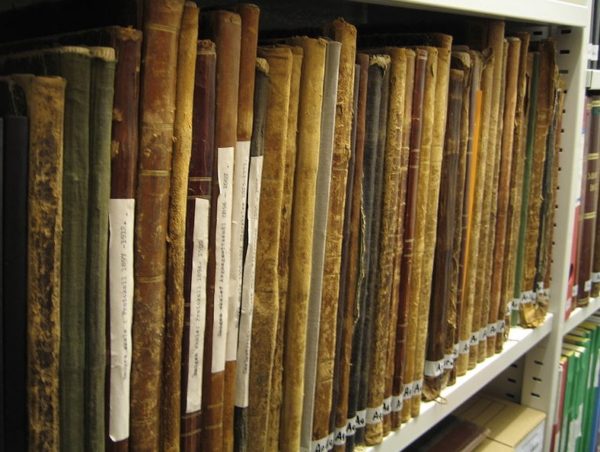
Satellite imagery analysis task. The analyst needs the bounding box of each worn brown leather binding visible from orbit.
[336,53,368,452]
[364,48,405,446]
[487,37,520,354]
[225,8,260,449]
[280,36,326,452]
[401,46,436,422]
[163,5,198,451]
[181,39,216,452]
[200,10,241,451]
[384,49,415,434]
[498,32,530,350]
[311,19,357,446]
[131,1,184,449]
[234,58,269,452]
[13,74,65,451]
[246,46,293,452]
[413,37,451,416]
[424,68,464,401]
[391,48,427,429]
[266,45,303,452]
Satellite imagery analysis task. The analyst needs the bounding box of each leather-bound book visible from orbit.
[131,1,185,449]
[266,45,303,452]
[413,37,451,416]
[14,74,65,451]
[391,48,427,429]
[338,53,368,452]
[301,39,340,452]
[401,46,437,422]
[472,22,504,364]
[199,11,241,450]
[84,46,116,452]
[280,37,326,452]
[312,19,357,448]
[234,58,269,452]
[487,37,521,354]
[424,68,464,401]
[330,62,361,450]
[225,9,260,447]
[384,49,415,433]
[163,4,198,450]
[0,46,92,452]
[499,32,530,349]
[592,106,600,296]
[520,40,557,324]
[247,46,292,452]
[0,80,28,452]
[356,54,390,447]
[364,48,406,446]
[181,40,216,452]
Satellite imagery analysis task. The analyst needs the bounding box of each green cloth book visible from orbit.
[562,343,587,452]
[559,349,578,452]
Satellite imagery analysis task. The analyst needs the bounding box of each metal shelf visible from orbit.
[369,314,554,451]
[563,296,600,333]
[357,0,589,27]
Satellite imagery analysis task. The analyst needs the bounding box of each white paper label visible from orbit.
[366,405,384,425]
[443,354,454,370]
[424,359,445,377]
[391,394,403,412]
[521,290,536,305]
[108,198,135,442]
[486,323,497,338]
[412,379,423,396]
[355,410,366,429]
[382,397,391,415]
[226,141,251,362]
[572,284,579,298]
[592,272,600,283]
[186,198,210,413]
[469,332,479,346]
[311,436,329,452]
[234,155,263,407]
[478,327,487,342]
[345,417,357,437]
[585,279,592,292]
[212,147,234,373]
[588,43,599,61]
[497,319,505,333]
[511,298,521,311]
[453,343,459,359]
[334,426,346,445]
[459,339,470,356]
[402,382,414,400]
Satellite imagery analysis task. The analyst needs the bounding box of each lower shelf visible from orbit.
[369,313,554,451]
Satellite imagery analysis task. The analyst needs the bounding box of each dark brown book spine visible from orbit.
[181,40,216,452]
[200,10,242,451]
[131,2,184,449]
[391,48,427,429]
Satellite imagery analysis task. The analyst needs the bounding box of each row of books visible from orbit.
[552,312,600,452]
[0,1,564,451]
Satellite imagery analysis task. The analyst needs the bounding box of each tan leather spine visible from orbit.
[266,45,303,452]
[401,46,437,422]
[308,19,357,444]
[15,74,65,452]
[280,37,326,451]
[247,46,293,452]
[131,1,185,449]
[488,37,520,355]
[163,4,198,450]
[412,38,451,416]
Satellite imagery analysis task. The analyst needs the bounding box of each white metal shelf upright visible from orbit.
[351,0,593,450]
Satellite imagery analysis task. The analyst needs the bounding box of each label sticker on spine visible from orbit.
[234,155,263,407]
[424,359,445,377]
[311,436,329,452]
[459,339,470,355]
[444,354,454,370]
[403,382,414,400]
[497,319,505,333]
[572,284,579,298]
[334,426,347,446]
[511,298,521,311]
[186,198,210,413]
[355,410,366,429]
[521,290,536,305]
[412,380,423,397]
[327,434,334,450]
[487,323,497,338]
[453,343,459,359]
[382,397,391,415]
[108,199,135,441]
[345,418,356,437]
[226,140,251,362]
[585,279,592,292]
[592,272,600,283]
[391,395,403,412]
[212,147,234,374]
[367,405,384,425]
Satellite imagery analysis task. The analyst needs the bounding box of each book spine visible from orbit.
[424,68,464,401]
[266,45,303,452]
[247,46,293,452]
[234,58,269,452]
[0,116,3,452]
[131,1,184,449]
[201,10,241,450]
[163,4,198,451]
[105,26,142,452]
[487,37,520,354]
[85,46,116,452]
[225,8,259,448]
[181,39,216,452]
[391,48,427,429]
[301,40,341,452]
[17,74,65,451]
[311,19,357,446]
[338,52,368,451]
